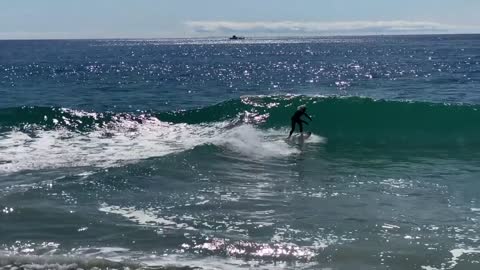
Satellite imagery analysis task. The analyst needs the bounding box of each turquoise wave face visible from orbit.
[3,96,480,147]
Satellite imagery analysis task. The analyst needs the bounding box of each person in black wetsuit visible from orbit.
[288,105,312,138]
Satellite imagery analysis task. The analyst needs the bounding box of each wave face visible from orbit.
[2,96,480,148]
[236,96,480,147]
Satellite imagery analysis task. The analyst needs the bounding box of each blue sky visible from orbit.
[1,0,480,39]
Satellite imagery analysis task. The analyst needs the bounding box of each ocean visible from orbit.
[1,35,480,270]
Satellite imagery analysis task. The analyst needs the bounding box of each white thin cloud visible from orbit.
[186,20,470,35]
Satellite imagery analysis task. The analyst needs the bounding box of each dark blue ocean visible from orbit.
[1,35,480,270]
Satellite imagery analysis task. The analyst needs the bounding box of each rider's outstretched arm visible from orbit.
[304,113,312,121]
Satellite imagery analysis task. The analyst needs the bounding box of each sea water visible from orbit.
[1,35,480,269]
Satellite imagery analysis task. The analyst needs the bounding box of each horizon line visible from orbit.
[1,32,480,41]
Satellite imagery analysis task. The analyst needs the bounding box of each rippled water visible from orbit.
[2,35,479,110]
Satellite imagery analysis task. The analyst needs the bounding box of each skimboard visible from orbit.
[287,131,312,143]
[302,131,312,140]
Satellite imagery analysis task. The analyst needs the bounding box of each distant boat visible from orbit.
[229,35,245,40]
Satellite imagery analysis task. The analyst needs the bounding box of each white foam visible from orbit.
[448,248,480,269]
[0,118,303,174]
[305,133,327,144]
[382,223,400,230]
[1,118,200,173]
[0,253,139,270]
[98,203,196,232]
[142,254,319,270]
[421,266,439,270]
[213,125,300,159]
[421,247,480,270]
[1,243,321,270]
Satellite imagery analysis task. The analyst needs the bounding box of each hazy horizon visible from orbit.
[2,32,480,41]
